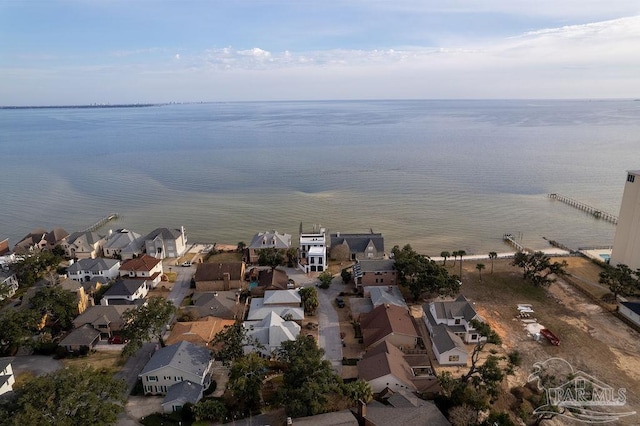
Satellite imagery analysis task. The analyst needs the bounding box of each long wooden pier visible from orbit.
[547,193,618,224]
[83,213,119,232]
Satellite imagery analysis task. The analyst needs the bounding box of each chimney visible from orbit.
[223,272,230,291]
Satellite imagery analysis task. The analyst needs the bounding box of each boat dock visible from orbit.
[547,193,618,224]
[503,234,528,252]
[83,213,119,232]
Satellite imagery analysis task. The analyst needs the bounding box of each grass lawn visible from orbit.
[61,350,123,373]
[206,252,243,263]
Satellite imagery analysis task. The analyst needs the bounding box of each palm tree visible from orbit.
[457,250,466,278]
[476,263,485,281]
[440,251,450,266]
[488,252,498,274]
[343,379,373,405]
[451,251,459,268]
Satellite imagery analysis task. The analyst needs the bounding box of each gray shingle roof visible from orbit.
[66,231,103,246]
[140,341,212,377]
[248,231,292,249]
[67,258,120,274]
[103,279,147,297]
[144,228,182,241]
[357,259,395,273]
[59,324,101,347]
[430,294,478,322]
[430,324,466,354]
[330,233,384,254]
[0,358,13,372]
[162,380,203,408]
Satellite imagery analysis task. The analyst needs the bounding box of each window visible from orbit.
[449,355,460,362]
[471,334,478,340]
[454,319,461,325]
[628,174,635,183]
[148,376,157,382]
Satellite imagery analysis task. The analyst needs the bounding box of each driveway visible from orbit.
[115,341,157,396]
[10,355,63,377]
[316,275,344,374]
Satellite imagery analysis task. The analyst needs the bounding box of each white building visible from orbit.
[298,226,327,273]
[611,170,640,270]
[67,258,121,283]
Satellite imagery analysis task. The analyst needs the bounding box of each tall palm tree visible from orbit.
[451,251,459,268]
[476,263,485,281]
[488,252,498,274]
[457,250,466,278]
[440,251,450,266]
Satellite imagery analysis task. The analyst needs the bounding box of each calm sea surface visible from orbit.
[2,100,640,256]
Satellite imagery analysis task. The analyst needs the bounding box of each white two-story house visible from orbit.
[298,226,327,273]
[119,255,163,288]
[423,294,482,344]
[67,258,121,283]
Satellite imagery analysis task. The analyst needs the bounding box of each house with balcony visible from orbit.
[246,230,292,264]
[143,227,187,259]
[66,258,120,283]
[72,305,132,340]
[298,226,327,273]
[119,254,163,288]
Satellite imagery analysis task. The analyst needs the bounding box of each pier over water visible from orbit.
[82,213,119,232]
[547,194,618,225]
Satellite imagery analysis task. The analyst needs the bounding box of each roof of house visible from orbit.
[46,228,69,246]
[431,324,467,354]
[356,259,396,273]
[330,233,384,254]
[360,304,419,348]
[144,228,183,241]
[162,380,203,408]
[166,316,236,347]
[244,312,300,353]
[14,229,47,250]
[66,231,104,246]
[247,297,304,321]
[293,410,359,426]
[140,341,211,377]
[73,305,132,328]
[59,324,101,347]
[194,262,244,282]
[59,277,83,292]
[621,301,640,316]
[358,341,416,391]
[0,358,13,372]
[248,231,292,249]
[188,291,242,320]
[359,398,450,426]
[249,268,290,289]
[67,258,120,273]
[120,255,162,272]
[263,289,300,305]
[428,294,478,322]
[103,279,147,298]
[366,286,407,309]
[104,229,143,250]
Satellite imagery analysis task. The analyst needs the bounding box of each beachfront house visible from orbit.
[143,227,188,259]
[103,229,144,259]
[329,231,385,261]
[298,226,327,273]
[14,228,69,253]
[423,294,482,344]
[62,231,106,259]
[246,230,292,264]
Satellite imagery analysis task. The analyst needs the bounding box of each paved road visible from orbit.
[316,275,344,375]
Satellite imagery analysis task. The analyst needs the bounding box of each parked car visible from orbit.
[181,261,192,267]
[335,297,345,308]
[108,335,129,344]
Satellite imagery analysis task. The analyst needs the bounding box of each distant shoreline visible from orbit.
[0,103,164,110]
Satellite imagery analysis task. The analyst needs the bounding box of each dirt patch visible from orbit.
[450,257,640,423]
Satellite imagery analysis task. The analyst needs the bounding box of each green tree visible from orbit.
[210,322,247,366]
[13,250,63,287]
[121,297,175,357]
[257,248,285,270]
[451,251,459,268]
[317,270,333,289]
[30,285,78,332]
[229,352,268,412]
[5,365,126,426]
[299,286,319,315]
[341,268,352,284]
[0,309,38,356]
[276,335,342,417]
[476,263,485,282]
[237,241,246,252]
[511,251,567,287]
[440,251,450,266]
[286,247,298,267]
[599,263,639,301]
[193,399,227,422]
[342,379,373,405]
[488,252,498,274]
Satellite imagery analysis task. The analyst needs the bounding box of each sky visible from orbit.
[1,0,639,105]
